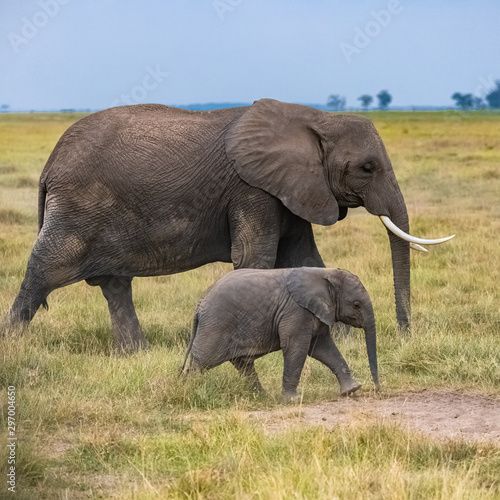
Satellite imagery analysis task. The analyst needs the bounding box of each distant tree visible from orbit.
[357,94,373,110]
[452,92,472,110]
[0,104,9,113]
[451,92,484,110]
[377,90,392,110]
[327,94,346,111]
[485,80,500,109]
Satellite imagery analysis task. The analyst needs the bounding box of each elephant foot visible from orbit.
[1,317,27,337]
[339,379,362,397]
[281,391,301,403]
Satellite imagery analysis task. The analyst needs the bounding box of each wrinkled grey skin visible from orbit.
[5,99,409,352]
[182,268,379,399]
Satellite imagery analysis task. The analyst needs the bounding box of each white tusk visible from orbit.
[380,216,455,245]
[410,243,428,253]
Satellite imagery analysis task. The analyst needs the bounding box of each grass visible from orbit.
[1,110,499,498]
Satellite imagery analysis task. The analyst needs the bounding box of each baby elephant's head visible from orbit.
[286,268,374,329]
[286,267,378,390]
[333,271,373,330]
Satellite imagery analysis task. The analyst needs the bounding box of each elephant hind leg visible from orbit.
[86,276,148,354]
[278,316,313,400]
[5,232,84,332]
[231,357,265,393]
[5,275,51,332]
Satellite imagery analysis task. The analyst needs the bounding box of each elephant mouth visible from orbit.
[379,216,455,253]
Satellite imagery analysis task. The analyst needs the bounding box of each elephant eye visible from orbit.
[353,301,361,309]
[361,163,374,174]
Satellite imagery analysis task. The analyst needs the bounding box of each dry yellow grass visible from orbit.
[1,110,499,499]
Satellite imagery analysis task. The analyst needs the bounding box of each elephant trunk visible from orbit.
[363,304,379,390]
[387,190,411,332]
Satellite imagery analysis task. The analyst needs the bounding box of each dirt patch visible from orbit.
[248,390,500,443]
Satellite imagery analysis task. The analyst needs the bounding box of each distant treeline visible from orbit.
[2,99,500,114]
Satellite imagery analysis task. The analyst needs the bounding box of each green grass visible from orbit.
[1,111,499,498]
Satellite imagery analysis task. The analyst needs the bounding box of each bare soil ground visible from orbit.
[248,390,500,443]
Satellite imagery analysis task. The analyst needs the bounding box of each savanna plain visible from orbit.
[0,110,499,499]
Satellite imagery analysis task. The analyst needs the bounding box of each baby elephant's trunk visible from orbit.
[363,304,380,391]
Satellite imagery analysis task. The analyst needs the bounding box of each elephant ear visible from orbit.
[225,99,339,226]
[286,268,339,326]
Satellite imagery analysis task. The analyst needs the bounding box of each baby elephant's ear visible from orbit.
[286,268,338,326]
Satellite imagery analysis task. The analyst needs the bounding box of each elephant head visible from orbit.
[286,267,379,390]
[226,99,454,330]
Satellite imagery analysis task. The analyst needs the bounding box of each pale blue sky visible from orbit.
[1,0,498,110]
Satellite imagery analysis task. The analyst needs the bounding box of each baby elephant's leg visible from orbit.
[309,329,361,396]
[280,326,312,401]
[231,357,264,393]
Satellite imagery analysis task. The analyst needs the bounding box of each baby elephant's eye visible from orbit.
[353,301,361,309]
[361,163,374,174]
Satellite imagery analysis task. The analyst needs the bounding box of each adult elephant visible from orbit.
[5,99,453,351]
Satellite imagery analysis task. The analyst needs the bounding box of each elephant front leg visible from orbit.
[309,329,361,396]
[229,192,281,269]
[87,276,149,353]
[230,230,279,269]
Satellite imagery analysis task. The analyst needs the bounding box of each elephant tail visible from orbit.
[180,310,199,374]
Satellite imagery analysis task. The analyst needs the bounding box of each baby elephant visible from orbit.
[182,268,379,399]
